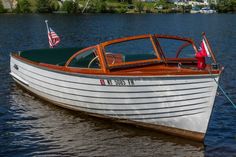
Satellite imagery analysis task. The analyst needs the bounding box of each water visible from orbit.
[0,13,236,156]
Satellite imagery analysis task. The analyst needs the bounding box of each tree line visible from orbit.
[0,0,133,13]
[0,0,235,14]
[216,0,236,12]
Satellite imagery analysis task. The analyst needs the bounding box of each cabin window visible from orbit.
[156,38,196,58]
[68,48,101,69]
[104,38,158,66]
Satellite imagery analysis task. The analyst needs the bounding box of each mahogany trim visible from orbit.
[150,35,162,61]
[155,34,194,42]
[152,36,167,63]
[101,34,150,47]
[98,44,109,73]
[108,58,162,69]
[12,53,221,77]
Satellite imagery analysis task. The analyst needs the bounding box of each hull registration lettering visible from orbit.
[100,79,135,86]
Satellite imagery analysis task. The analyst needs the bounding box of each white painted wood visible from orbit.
[10,57,219,134]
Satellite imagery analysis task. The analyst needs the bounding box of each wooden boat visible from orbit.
[10,34,222,142]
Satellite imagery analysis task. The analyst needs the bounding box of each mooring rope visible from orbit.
[208,68,236,109]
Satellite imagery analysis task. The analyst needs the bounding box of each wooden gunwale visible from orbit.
[12,53,221,77]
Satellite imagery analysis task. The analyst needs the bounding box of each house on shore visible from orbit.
[169,0,218,6]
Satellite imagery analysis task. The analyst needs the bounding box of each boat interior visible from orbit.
[16,34,219,74]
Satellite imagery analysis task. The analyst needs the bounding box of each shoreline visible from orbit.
[1,1,235,14]
[0,12,236,15]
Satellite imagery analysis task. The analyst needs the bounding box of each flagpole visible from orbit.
[45,20,49,33]
[44,20,60,48]
[202,32,217,64]
[45,20,52,48]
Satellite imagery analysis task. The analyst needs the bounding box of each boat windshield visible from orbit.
[104,38,158,67]
[67,47,101,69]
[156,37,196,59]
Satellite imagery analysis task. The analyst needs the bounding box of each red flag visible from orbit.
[196,39,211,58]
[195,39,211,69]
[48,27,60,48]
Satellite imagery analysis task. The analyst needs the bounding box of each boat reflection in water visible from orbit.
[10,84,204,156]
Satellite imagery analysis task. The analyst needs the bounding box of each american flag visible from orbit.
[48,27,60,48]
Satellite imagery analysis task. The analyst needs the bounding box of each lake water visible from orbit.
[0,14,236,156]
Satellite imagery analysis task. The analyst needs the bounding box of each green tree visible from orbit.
[135,1,144,13]
[117,5,127,13]
[88,0,107,13]
[94,0,107,13]
[49,0,60,11]
[16,0,31,13]
[36,0,50,13]
[62,1,77,13]
[117,0,132,3]
[217,0,236,12]
[155,0,174,10]
[74,0,82,13]
[0,0,7,13]
[28,0,38,13]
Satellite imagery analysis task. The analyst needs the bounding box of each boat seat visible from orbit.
[106,53,124,65]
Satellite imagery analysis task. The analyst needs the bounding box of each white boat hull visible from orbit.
[10,56,219,141]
